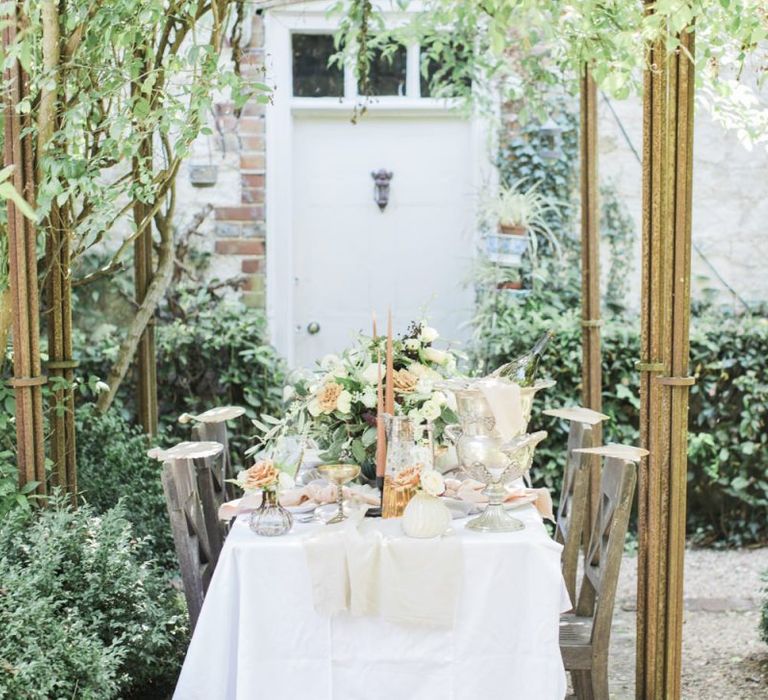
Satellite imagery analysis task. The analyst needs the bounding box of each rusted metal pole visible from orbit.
[636,11,695,699]
[40,0,77,495]
[3,3,47,493]
[579,65,602,522]
[132,49,159,436]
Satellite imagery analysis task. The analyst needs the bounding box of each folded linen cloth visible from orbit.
[444,478,554,521]
[218,483,381,520]
[303,516,463,628]
[476,377,524,441]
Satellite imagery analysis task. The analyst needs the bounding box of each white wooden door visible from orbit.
[291,114,475,368]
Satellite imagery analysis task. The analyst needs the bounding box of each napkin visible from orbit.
[477,378,524,441]
[443,478,554,522]
[303,516,463,628]
[217,483,381,520]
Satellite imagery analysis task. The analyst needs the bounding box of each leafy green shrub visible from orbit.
[76,290,285,465]
[472,287,768,546]
[0,498,187,699]
[76,405,176,570]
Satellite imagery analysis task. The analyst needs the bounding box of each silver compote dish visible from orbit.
[440,378,552,532]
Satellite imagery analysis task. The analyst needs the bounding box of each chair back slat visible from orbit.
[555,421,594,602]
[193,421,236,499]
[162,458,217,631]
[576,457,637,654]
[192,454,226,564]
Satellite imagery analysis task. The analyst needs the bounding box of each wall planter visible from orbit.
[485,229,528,267]
[189,164,219,188]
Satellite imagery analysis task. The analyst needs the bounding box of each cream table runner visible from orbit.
[174,504,571,700]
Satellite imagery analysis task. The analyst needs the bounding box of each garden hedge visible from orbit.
[474,296,768,546]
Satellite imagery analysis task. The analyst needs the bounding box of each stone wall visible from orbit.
[598,94,768,310]
[181,12,267,307]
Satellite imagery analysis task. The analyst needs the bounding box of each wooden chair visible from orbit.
[182,406,245,500]
[559,444,647,700]
[543,406,609,602]
[156,441,225,630]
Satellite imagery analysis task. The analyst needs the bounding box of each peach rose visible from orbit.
[392,369,418,394]
[317,381,343,413]
[239,459,280,492]
[392,463,423,490]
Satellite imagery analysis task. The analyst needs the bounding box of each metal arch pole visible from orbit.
[637,9,695,698]
[579,65,602,524]
[2,2,47,493]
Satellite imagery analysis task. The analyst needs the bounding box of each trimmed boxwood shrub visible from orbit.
[0,498,187,699]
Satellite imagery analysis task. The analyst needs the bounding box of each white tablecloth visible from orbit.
[175,505,571,700]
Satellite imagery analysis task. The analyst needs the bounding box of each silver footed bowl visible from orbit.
[445,428,548,532]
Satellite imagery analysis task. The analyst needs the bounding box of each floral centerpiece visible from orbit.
[253,322,462,480]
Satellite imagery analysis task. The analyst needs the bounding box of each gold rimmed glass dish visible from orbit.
[316,464,361,524]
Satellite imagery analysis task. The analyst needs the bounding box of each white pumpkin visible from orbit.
[402,492,452,538]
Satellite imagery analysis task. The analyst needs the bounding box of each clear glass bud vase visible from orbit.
[249,489,293,536]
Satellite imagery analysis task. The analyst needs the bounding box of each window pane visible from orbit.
[292,34,343,97]
[362,45,407,96]
[420,43,472,98]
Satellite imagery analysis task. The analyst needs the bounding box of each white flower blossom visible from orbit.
[282,384,296,402]
[360,362,382,384]
[419,325,440,344]
[431,391,447,407]
[361,386,378,409]
[419,399,442,422]
[404,338,421,351]
[336,390,353,414]
[424,347,449,365]
[420,469,445,497]
[308,398,322,417]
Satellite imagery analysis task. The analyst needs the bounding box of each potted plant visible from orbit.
[484,179,561,267]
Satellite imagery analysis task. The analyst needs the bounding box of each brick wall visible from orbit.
[212,13,267,308]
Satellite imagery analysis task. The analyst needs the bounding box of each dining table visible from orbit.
[174,502,572,700]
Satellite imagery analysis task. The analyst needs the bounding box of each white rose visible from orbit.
[419,399,441,422]
[420,469,445,497]
[336,390,353,414]
[360,362,381,384]
[361,386,378,409]
[414,379,434,396]
[404,338,421,351]
[419,325,440,343]
[424,347,448,365]
[308,398,322,417]
[431,391,447,407]
[320,354,342,371]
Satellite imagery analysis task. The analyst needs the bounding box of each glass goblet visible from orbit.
[317,464,361,524]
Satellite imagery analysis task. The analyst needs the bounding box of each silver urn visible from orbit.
[441,379,552,532]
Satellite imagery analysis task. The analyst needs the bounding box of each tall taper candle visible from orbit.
[375,348,386,490]
[385,309,394,414]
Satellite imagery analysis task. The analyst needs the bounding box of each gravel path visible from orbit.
[604,547,768,699]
